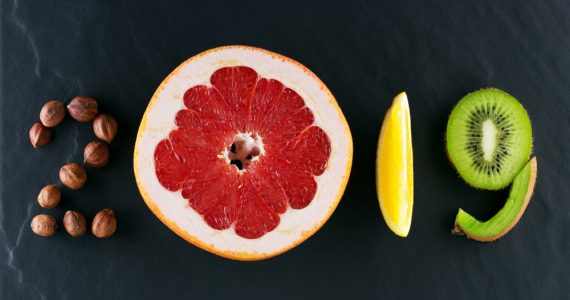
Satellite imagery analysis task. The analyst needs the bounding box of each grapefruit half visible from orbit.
[134,46,352,260]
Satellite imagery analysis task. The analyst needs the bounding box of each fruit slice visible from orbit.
[452,157,537,241]
[376,92,413,237]
[446,89,532,190]
[134,46,353,260]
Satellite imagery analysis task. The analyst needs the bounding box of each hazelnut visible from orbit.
[92,209,116,238]
[31,214,57,237]
[63,211,87,237]
[59,163,87,190]
[93,114,117,143]
[40,100,66,127]
[29,122,52,148]
[67,96,98,122]
[37,184,61,209]
[83,141,110,167]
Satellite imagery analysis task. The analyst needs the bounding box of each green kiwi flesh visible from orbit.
[446,88,532,190]
[452,157,537,242]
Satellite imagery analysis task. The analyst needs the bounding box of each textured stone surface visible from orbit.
[1,0,569,299]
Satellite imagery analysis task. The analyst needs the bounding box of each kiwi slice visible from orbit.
[452,157,537,241]
[446,89,532,190]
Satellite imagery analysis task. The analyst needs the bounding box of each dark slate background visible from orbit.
[1,0,569,299]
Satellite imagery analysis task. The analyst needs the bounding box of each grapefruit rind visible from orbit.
[134,45,353,260]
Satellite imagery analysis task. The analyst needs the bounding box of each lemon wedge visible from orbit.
[376,92,414,237]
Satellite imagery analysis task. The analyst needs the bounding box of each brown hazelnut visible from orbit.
[93,114,117,143]
[67,96,98,122]
[63,211,87,237]
[92,209,116,238]
[29,122,52,148]
[31,214,57,237]
[40,100,66,127]
[37,184,61,209]
[59,163,87,190]
[83,141,110,167]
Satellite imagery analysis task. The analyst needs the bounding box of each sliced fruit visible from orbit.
[446,88,532,190]
[452,157,537,242]
[376,92,413,237]
[134,46,353,260]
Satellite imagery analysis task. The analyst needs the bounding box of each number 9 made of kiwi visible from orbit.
[445,88,537,242]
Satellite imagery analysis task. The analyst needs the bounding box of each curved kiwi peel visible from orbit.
[452,157,537,242]
[446,88,533,190]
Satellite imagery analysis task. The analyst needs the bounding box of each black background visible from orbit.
[1,1,569,299]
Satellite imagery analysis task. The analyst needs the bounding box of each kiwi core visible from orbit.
[482,119,497,161]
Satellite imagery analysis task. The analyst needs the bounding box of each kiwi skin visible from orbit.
[445,88,533,190]
[452,157,537,242]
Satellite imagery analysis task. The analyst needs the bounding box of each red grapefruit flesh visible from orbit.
[154,66,327,239]
[134,46,352,260]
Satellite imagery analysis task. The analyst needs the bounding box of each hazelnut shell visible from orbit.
[59,163,87,190]
[93,114,117,143]
[37,184,61,209]
[84,141,110,167]
[29,123,52,148]
[31,214,57,237]
[92,209,116,238]
[63,211,87,237]
[67,96,98,122]
[40,100,66,127]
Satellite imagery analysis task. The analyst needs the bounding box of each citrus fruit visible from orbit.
[376,92,413,237]
[134,46,353,260]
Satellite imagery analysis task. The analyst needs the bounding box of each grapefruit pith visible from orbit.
[134,46,352,260]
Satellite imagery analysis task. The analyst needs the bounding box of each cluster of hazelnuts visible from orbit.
[28,96,117,238]
[32,187,116,238]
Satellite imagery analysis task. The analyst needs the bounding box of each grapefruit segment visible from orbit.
[182,85,233,131]
[134,46,353,260]
[154,131,218,192]
[234,178,281,239]
[258,87,306,134]
[180,165,230,208]
[277,126,331,176]
[210,66,258,130]
[159,129,220,187]
[249,166,288,214]
[265,155,318,209]
[186,178,227,215]
[154,139,185,191]
[175,109,225,134]
[168,129,218,155]
[201,177,241,230]
[245,78,284,132]
[263,107,315,144]
[182,162,227,211]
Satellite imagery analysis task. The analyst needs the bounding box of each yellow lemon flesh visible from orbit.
[376,92,414,237]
